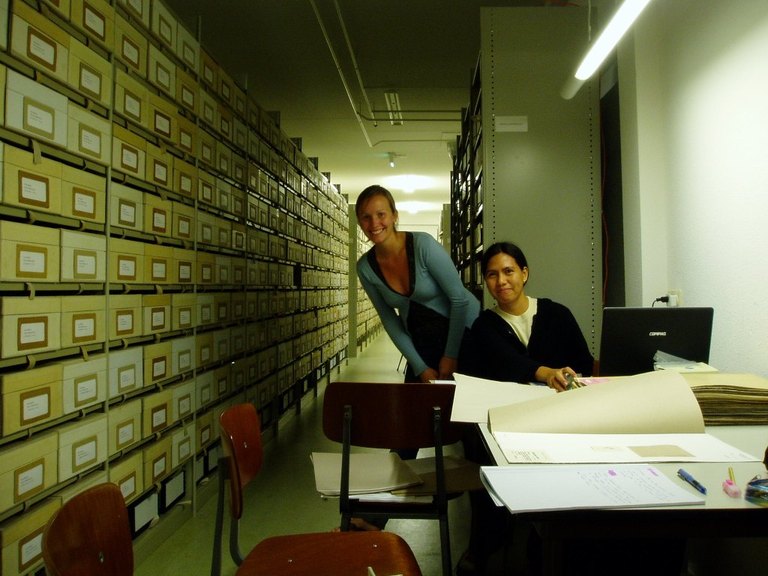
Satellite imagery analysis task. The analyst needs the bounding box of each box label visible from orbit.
[178,350,191,371]
[117,418,135,448]
[178,436,191,460]
[152,453,167,480]
[152,357,166,380]
[75,375,98,406]
[18,317,49,350]
[152,208,167,232]
[178,261,191,282]
[123,89,141,121]
[21,388,51,425]
[118,471,136,500]
[120,143,139,173]
[74,249,98,279]
[73,188,97,219]
[18,172,50,208]
[151,404,167,431]
[155,62,171,92]
[17,245,48,277]
[121,36,140,70]
[19,527,44,572]
[153,161,168,186]
[27,28,58,72]
[15,458,45,501]
[79,63,102,99]
[178,394,191,417]
[79,124,103,158]
[150,306,166,330]
[72,435,98,471]
[83,4,106,40]
[115,309,134,335]
[178,307,191,328]
[118,198,137,226]
[72,312,96,343]
[117,255,137,281]
[23,97,56,139]
[118,365,136,391]
[153,110,171,138]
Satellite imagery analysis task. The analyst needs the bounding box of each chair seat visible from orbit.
[237,531,422,575]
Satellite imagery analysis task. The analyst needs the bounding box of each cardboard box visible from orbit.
[196,409,214,451]
[60,229,106,283]
[114,13,148,77]
[171,423,194,469]
[70,0,114,51]
[114,67,147,126]
[0,296,61,358]
[0,497,60,576]
[57,412,107,481]
[108,237,145,284]
[0,221,59,282]
[67,101,111,163]
[176,65,197,115]
[10,0,70,83]
[59,294,106,348]
[150,0,176,50]
[196,331,213,369]
[1,364,63,435]
[231,222,246,253]
[143,243,173,285]
[1,142,63,214]
[108,293,142,340]
[148,43,175,98]
[176,114,196,157]
[148,92,177,144]
[171,200,195,242]
[145,142,173,190]
[199,49,217,90]
[60,354,107,415]
[109,450,144,504]
[198,127,216,168]
[143,340,171,385]
[215,255,231,285]
[0,431,59,514]
[196,211,215,247]
[173,161,196,201]
[143,434,172,485]
[58,470,109,504]
[197,169,215,206]
[232,258,246,286]
[141,293,170,335]
[110,181,144,231]
[107,345,144,398]
[115,0,149,28]
[216,141,232,178]
[196,251,215,286]
[68,38,112,107]
[216,216,232,250]
[171,335,195,376]
[107,397,142,455]
[169,380,195,422]
[143,192,172,237]
[40,0,70,19]
[218,103,232,141]
[172,247,195,285]
[142,387,173,437]
[233,118,248,153]
[195,369,214,408]
[171,292,196,330]
[61,165,106,224]
[112,123,146,178]
[213,364,230,398]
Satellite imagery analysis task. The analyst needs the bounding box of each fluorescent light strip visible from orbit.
[574,0,653,81]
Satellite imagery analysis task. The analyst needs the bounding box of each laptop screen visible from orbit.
[598,307,714,376]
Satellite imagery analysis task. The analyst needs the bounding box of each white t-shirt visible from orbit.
[493,297,537,347]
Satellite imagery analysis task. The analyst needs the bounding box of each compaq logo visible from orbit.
[649,331,667,337]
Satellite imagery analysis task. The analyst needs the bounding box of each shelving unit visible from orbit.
[451,7,602,349]
[0,0,349,573]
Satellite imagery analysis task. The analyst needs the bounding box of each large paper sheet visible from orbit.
[488,370,705,434]
[493,432,759,464]
[480,464,705,513]
[310,452,422,496]
[451,372,554,423]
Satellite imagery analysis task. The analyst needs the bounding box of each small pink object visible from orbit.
[722,479,742,498]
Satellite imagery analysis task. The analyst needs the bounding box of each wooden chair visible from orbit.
[322,381,470,576]
[42,482,133,576]
[212,402,423,576]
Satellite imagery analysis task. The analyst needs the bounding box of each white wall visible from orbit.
[619,0,768,377]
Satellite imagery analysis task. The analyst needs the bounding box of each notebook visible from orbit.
[598,307,714,376]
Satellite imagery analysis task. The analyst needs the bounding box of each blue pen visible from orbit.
[678,468,707,495]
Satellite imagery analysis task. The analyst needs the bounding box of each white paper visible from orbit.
[480,463,705,513]
[452,373,554,422]
[493,432,760,464]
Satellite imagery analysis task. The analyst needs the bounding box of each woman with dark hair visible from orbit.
[462,241,593,389]
[355,184,479,383]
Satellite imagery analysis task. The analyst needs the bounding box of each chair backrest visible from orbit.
[218,403,264,520]
[322,381,462,449]
[43,482,133,576]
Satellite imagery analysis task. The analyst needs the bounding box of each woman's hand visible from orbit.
[535,366,576,392]
[419,367,439,383]
[437,356,458,380]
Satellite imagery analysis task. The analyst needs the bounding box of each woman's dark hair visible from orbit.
[355,185,397,219]
[481,242,529,275]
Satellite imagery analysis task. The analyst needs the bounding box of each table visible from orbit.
[477,424,768,575]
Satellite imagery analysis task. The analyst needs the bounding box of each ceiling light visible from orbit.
[384,90,403,125]
[562,0,653,99]
[388,152,396,168]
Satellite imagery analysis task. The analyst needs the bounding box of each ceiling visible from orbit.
[163,0,570,232]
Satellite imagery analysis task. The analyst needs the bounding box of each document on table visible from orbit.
[480,463,706,513]
[451,372,554,423]
[310,452,422,496]
[492,432,759,464]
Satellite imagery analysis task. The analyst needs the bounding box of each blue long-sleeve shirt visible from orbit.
[357,232,480,376]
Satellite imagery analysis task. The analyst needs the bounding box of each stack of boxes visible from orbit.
[0,0,352,573]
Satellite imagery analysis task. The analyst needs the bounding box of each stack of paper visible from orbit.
[480,463,705,513]
[685,373,768,425]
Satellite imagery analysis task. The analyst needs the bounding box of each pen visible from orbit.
[678,468,707,495]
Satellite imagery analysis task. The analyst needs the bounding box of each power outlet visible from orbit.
[667,289,683,307]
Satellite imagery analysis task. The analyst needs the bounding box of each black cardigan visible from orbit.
[460,298,593,383]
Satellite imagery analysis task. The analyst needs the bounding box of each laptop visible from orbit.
[598,307,714,376]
